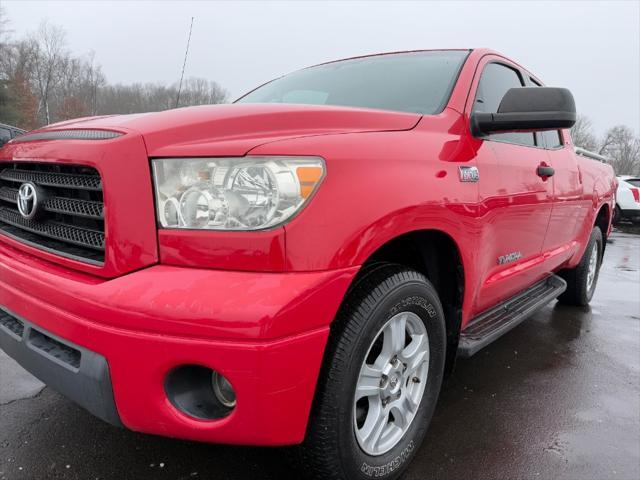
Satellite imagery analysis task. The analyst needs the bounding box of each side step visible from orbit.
[457,275,567,358]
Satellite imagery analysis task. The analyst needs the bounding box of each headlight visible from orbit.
[152,156,325,230]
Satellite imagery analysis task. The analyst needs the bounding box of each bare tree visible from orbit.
[0,6,13,81]
[84,52,106,115]
[30,21,67,124]
[570,115,599,151]
[0,7,11,119]
[0,6,11,48]
[0,36,39,128]
[599,125,640,175]
[97,77,228,115]
[2,13,229,128]
[176,77,228,106]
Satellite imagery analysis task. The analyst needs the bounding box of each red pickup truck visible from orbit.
[0,49,616,479]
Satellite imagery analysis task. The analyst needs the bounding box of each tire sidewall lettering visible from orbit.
[389,295,438,320]
[360,441,415,478]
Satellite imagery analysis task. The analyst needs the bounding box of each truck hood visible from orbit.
[37,103,422,157]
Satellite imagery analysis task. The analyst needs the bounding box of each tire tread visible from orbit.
[558,227,602,306]
[289,263,435,480]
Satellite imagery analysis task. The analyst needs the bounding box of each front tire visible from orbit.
[296,264,446,480]
[558,226,603,306]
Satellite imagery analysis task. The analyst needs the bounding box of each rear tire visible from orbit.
[613,205,622,225]
[558,227,603,306]
[294,264,446,480]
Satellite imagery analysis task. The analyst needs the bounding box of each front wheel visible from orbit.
[558,226,603,306]
[295,264,446,480]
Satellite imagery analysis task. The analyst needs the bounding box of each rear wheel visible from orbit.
[295,264,446,480]
[558,227,603,306]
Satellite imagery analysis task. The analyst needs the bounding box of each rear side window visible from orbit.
[474,63,535,146]
[529,77,562,149]
[626,179,640,188]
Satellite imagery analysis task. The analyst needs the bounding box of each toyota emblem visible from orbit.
[17,182,39,220]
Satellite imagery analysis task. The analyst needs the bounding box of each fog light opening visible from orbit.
[165,365,236,420]
[212,371,236,408]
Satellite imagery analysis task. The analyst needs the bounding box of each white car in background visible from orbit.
[615,175,640,224]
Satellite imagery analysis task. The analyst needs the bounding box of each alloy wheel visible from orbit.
[353,312,430,456]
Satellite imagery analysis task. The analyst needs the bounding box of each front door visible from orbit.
[469,60,553,315]
[526,77,588,263]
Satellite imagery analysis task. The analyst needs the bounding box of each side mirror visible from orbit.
[471,87,576,136]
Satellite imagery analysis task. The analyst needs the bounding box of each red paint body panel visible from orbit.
[158,228,287,272]
[0,240,355,341]
[38,103,421,157]
[0,240,356,444]
[0,49,617,445]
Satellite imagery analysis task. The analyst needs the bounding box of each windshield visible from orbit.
[236,50,469,115]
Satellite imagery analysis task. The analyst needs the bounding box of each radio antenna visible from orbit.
[175,16,194,108]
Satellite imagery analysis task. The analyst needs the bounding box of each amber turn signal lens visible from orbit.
[297,166,324,199]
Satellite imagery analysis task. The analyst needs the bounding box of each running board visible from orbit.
[457,275,567,358]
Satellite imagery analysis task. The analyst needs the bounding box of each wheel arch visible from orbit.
[594,203,611,257]
[345,229,466,375]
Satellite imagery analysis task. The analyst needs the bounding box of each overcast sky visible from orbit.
[3,1,639,135]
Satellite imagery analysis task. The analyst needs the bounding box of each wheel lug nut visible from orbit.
[412,377,420,384]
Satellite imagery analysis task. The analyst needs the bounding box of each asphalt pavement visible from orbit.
[1,230,638,480]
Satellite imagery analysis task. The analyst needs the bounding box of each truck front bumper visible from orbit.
[0,241,358,445]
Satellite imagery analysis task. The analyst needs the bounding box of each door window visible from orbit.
[540,130,563,149]
[474,63,535,146]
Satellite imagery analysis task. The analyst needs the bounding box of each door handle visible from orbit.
[537,165,555,178]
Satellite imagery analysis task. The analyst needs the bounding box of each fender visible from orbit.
[566,165,615,267]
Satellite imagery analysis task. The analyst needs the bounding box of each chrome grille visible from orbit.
[0,162,105,264]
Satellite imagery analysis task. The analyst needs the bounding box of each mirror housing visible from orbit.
[471,87,576,136]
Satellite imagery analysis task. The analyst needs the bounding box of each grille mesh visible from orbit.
[0,310,24,337]
[0,187,104,219]
[0,162,105,264]
[0,169,102,190]
[45,196,104,219]
[29,328,82,369]
[0,208,105,250]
